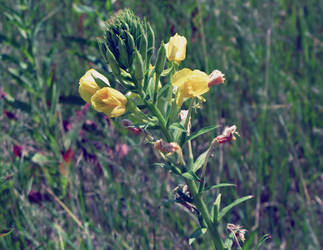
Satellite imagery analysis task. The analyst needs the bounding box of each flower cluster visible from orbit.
[79,69,127,117]
[78,10,225,119]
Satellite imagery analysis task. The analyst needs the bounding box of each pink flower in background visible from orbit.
[3,109,17,120]
[13,145,24,158]
[0,90,7,99]
[28,190,43,204]
[76,103,90,118]
[62,148,74,163]
[115,143,129,158]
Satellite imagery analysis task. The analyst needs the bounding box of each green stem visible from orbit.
[145,100,173,142]
[185,178,224,250]
[153,73,161,104]
[153,97,223,249]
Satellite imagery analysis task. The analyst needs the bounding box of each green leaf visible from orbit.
[192,150,208,173]
[217,195,253,222]
[31,153,48,166]
[184,125,219,144]
[188,228,207,245]
[0,175,13,187]
[211,194,221,223]
[160,66,174,77]
[254,234,271,250]
[169,123,186,133]
[7,67,37,94]
[159,199,177,208]
[204,183,236,192]
[4,95,32,113]
[182,172,195,181]
[224,232,234,249]
[63,36,97,47]
[0,228,14,238]
[153,163,182,175]
[157,83,170,99]
[242,231,256,250]
[72,3,96,14]
[182,171,200,181]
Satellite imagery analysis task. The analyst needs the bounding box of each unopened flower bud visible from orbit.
[122,119,133,127]
[132,49,144,84]
[165,33,187,63]
[155,42,166,75]
[129,127,142,135]
[117,35,129,69]
[208,70,225,87]
[122,119,142,135]
[147,23,155,62]
[106,46,121,77]
[139,29,147,63]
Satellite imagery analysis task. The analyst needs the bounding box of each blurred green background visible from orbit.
[0,0,322,249]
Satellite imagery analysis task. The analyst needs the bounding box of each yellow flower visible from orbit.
[171,68,210,106]
[79,69,110,104]
[165,33,187,63]
[91,87,127,117]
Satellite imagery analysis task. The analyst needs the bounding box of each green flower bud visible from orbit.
[117,35,129,69]
[147,23,155,63]
[125,31,135,64]
[155,42,166,75]
[105,45,121,77]
[132,49,144,84]
[139,25,147,63]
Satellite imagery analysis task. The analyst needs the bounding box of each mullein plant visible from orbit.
[77,9,261,249]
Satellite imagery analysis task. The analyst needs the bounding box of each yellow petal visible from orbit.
[175,87,185,107]
[183,70,209,97]
[165,33,187,62]
[172,34,187,62]
[171,68,192,87]
[91,87,127,117]
[78,68,110,104]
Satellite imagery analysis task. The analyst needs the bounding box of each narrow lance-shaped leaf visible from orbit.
[117,35,129,69]
[188,228,207,245]
[183,125,219,145]
[254,234,272,250]
[217,195,254,222]
[146,22,155,64]
[182,171,200,182]
[0,229,14,238]
[192,150,208,172]
[212,194,221,223]
[204,183,236,192]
